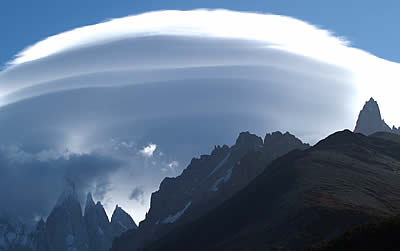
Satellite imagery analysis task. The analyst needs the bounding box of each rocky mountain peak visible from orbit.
[264,131,302,146]
[36,218,46,230]
[55,182,79,209]
[84,194,112,251]
[263,131,309,157]
[234,131,263,150]
[84,192,96,215]
[354,97,392,135]
[46,185,89,251]
[211,144,229,156]
[110,205,137,238]
[111,205,135,226]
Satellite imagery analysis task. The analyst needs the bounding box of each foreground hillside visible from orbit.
[143,130,400,251]
[309,216,400,251]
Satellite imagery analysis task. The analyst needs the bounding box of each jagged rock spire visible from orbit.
[110,205,137,238]
[354,98,392,136]
[84,192,96,215]
[55,181,79,209]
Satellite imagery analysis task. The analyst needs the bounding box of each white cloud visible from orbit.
[6,10,348,66]
[0,9,398,126]
[139,143,157,158]
[168,161,179,170]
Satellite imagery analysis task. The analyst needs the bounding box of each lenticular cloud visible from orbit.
[0,9,399,222]
[0,10,398,125]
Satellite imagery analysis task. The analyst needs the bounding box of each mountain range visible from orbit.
[1,186,137,251]
[111,97,400,251]
[112,131,309,250]
[2,97,400,251]
[140,130,400,250]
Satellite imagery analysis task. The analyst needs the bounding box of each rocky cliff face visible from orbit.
[354,98,398,135]
[112,131,309,251]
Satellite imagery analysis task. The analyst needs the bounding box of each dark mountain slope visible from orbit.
[308,216,400,251]
[145,130,400,251]
[371,131,400,144]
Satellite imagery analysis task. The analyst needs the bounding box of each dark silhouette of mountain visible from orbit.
[137,130,400,251]
[111,131,309,251]
[308,216,400,251]
[354,97,399,135]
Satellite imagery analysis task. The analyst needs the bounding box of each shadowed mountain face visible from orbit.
[308,216,400,251]
[354,98,399,135]
[139,130,400,251]
[111,131,309,251]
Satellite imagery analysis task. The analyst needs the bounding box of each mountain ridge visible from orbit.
[111,130,309,251]
[141,129,400,251]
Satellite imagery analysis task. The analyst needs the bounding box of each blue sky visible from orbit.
[1,0,399,66]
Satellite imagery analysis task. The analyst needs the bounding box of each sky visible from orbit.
[1,1,400,66]
[0,1,399,224]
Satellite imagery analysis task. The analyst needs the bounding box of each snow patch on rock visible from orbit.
[163,201,192,224]
[209,152,231,177]
[210,167,233,192]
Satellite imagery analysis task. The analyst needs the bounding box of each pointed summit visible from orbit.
[84,194,112,251]
[263,131,309,158]
[84,192,96,215]
[234,131,263,151]
[47,182,89,251]
[354,98,391,136]
[55,181,79,208]
[31,218,50,251]
[110,205,137,238]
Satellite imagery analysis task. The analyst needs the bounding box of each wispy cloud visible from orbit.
[139,143,157,158]
[129,186,145,205]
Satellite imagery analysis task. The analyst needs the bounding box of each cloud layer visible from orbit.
[0,9,399,223]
